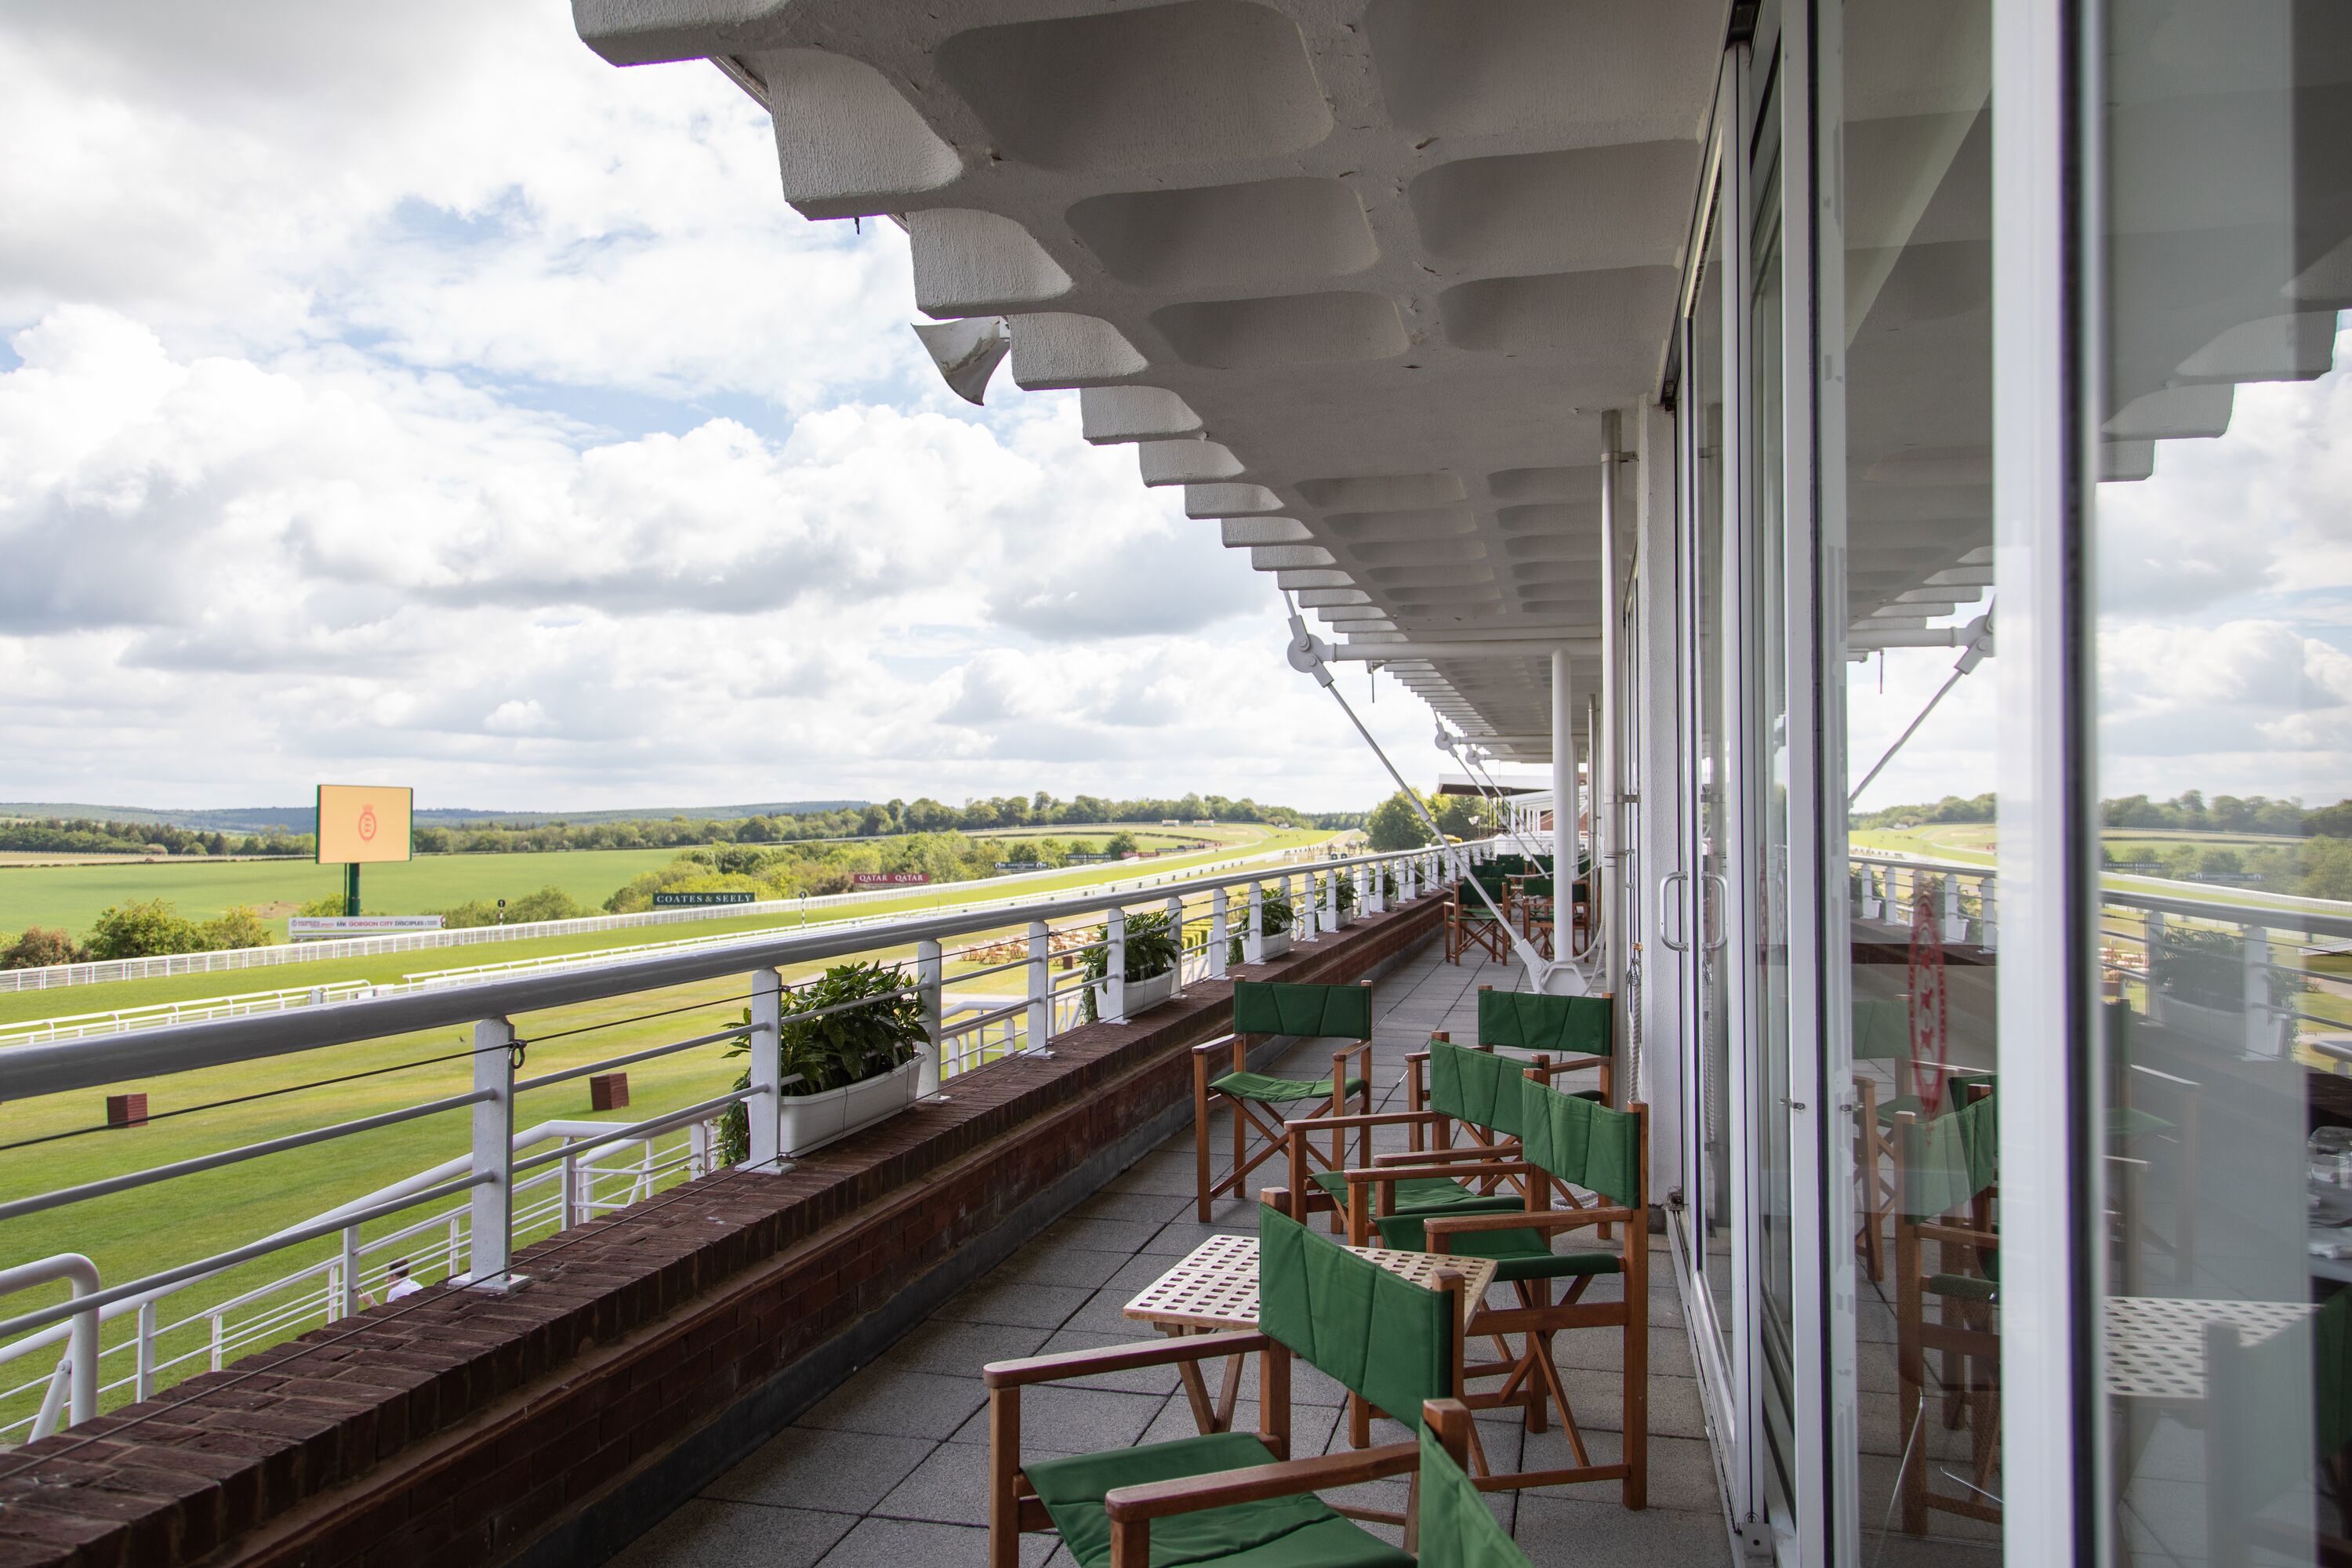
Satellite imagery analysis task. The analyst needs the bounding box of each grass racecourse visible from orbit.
[0,826,1336,1430]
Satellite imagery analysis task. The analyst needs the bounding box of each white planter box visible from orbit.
[1093,967,1178,1018]
[1254,931,1293,962]
[2152,992,2241,1047]
[777,1057,923,1156]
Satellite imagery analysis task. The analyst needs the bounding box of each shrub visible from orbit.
[2,927,88,969]
[437,885,593,929]
[1105,830,1141,858]
[778,960,927,1096]
[197,906,273,950]
[85,899,204,960]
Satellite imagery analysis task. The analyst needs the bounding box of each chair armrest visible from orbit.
[1422,1207,1637,1239]
[1192,1035,1242,1056]
[1525,1056,1604,1079]
[1346,1160,1531,1188]
[984,1330,1266,1388]
[1103,1443,1420,1523]
[1281,1109,1438,1134]
[1370,1142,1517,1167]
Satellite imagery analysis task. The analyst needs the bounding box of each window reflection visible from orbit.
[1834,2,2002,1559]
[2093,5,2352,1561]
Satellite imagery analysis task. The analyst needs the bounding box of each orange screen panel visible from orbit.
[316,785,413,865]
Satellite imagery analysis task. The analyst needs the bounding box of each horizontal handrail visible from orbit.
[0,844,1456,1102]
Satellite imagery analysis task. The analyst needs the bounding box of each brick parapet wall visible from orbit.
[0,894,1447,1568]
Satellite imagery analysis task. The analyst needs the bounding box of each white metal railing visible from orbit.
[1847,848,2352,1067]
[0,841,1487,1441]
[0,840,1330,1029]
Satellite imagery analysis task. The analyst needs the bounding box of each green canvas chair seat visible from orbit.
[1369,1212,1624,1283]
[1027,1432,1411,1568]
[1306,1169,1521,1221]
[1214,1069,1371,1105]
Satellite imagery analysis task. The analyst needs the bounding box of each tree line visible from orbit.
[1853,789,2339,837]
[0,818,313,857]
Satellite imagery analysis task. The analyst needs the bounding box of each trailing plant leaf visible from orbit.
[1080,909,1181,1022]
[776,960,927,1096]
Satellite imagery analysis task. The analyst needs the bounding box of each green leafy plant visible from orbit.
[1080,909,1181,1022]
[713,961,927,1165]
[1227,886,1298,965]
[1381,869,1399,902]
[1336,873,1358,916]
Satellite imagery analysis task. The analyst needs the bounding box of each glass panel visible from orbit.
[1750,158,1797,1497]
[1828,2,2003,1559]
[2091,5,2352,1561]
[1690,191,1738,1357]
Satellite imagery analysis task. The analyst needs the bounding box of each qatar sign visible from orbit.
[852,873,930,886]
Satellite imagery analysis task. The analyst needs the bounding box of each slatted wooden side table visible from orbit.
[2104,1295,2314,1402]
[1123,1233,1499,1435]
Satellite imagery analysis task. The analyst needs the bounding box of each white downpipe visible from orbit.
[1549,648,1577,994]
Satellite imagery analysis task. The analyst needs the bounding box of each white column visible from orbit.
[1106,906,1128,1022]
[1210,887,1230,978]
[915,942,943,1094]
[468,1016,524,1292]
[746,968,784,1165]
[1548,646,1575,993]
[1026,920,1051,1047]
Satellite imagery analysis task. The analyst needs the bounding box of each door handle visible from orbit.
[1659,873,1689,952]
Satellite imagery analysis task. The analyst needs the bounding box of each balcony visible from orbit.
[0,849,1726,1568]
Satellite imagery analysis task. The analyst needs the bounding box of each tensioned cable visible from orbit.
[516,987,757,1045]
[1454,739,1599,971]
[1849,606,1994,808]
[1282,594,1557,986]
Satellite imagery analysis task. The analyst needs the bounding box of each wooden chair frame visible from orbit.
[1890,1102,2001,1537]
[1193,1028,1373,1225]
[1447,890,1509,964]
[989,1205,1472,1568]
[1405,1095,1650,1506]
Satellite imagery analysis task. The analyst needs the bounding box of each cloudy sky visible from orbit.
[6,2,2339,823]
[0,0,1446,815]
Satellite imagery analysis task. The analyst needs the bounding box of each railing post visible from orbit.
[1106,906,1128,1022]
[561,1149,579,1227]
[1979,874,1998,951]
[1247,882,1266,964]
[1210,887,1230,979]
[1943,873,1963,942]
[746,968,785,1167]
[1165,895,1186,993]
[916,938,944,1094]
[136,1298,157,1400]
[2245,924,2275,1057]
[1366,862,1382,915]
[469,1016,526,1292]
[1325,868,1341,929]
[338,1223,360,1318]
[1298,872,1319,942]
[1027,920,1050,1048]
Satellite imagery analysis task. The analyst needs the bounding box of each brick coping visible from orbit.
[0,895,1447,1568]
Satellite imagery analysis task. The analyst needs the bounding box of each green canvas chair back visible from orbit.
[1427,1039,1528,1138]
[1519,876,1555,898]
[1417,1422,1532,1568]
[1900,1092,1999,1219]
[1853,996,1911,1062]
[1518,1076,1642,1207]
[1231,979,1373,1040]
[1477,989,1611,1058]
[1258,1203,1454,1433]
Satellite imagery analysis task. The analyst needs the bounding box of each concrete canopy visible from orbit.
[574,0,1733,750]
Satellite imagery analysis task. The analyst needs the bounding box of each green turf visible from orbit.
[0,846,698,933]
[0,826,1343,1432]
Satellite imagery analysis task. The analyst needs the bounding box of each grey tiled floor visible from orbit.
[608,946,1733,1567]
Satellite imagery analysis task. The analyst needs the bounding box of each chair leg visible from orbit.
[1195,1069,1214,1223]
[989,1386,1022,1568]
